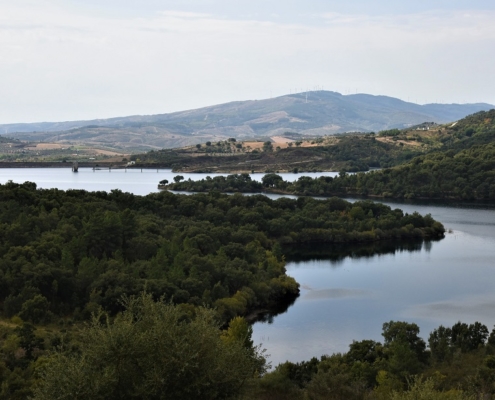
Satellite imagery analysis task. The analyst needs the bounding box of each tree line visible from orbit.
[244,319,495,399]
[6,295,495,399]
[32,294,267,400]
[166,139,495,200]
[0,180,445,397]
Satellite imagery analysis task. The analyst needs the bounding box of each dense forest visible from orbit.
[0,181,445,398]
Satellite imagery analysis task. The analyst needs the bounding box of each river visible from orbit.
[253,200,495,365]
[0,167,338,196]
[2,168,495,367]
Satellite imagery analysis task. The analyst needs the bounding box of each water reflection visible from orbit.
[255,239,438,325]
[252,296,298,325]
[283,239,436,264]
[253,228,495,366]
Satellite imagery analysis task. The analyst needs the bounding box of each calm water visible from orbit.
[0,168,338,196]
[2,168,494,367]
[253,201,495,365]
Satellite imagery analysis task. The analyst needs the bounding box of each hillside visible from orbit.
[164,110,495,200]
[133,110,495,173]
[134,134,422,173]
[0,91,492,152]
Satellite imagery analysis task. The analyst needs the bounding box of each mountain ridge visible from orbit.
[0,91,492,151]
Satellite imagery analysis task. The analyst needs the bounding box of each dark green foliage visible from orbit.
[16,323,44,361]
[134,130,423,172]
[321,135,420,170]
[249,321,491,399]
[171,136,495,199]
[378,128,401,137]
[18,295,49,324]
[0,180,449,399]
[1,180,440,325]
[263,141,273,152]
[33,294,265,400]
[381,321,428,379]
[429,321,489,363]
[0,181,302,323]
[164,110,495,200]
[168,180,444,241]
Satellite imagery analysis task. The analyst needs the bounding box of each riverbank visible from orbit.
[0,162,177,169]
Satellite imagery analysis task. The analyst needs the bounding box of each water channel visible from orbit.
[1,168,495,367]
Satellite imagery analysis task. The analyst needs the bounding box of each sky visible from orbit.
[1,0,494,124]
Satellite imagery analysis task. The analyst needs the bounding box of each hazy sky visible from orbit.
[1,0,494,123]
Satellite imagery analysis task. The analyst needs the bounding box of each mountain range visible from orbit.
[0,91,492,151]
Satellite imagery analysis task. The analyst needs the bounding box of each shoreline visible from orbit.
[0,162,174,169]
[0,162,343,174]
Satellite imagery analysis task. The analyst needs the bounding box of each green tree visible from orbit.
[382,321,428,380]
[390,376,474,400]
[19,295,49,324]
[16,323,44,361]
[33,294,265,400]
[263,141,273,152]
[262,173,283,188]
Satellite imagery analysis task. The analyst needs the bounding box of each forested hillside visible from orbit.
[137,133,422,173]
[167,110,495,200]
[0,180,444,397]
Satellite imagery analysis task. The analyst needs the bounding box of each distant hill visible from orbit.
[164,109,495,200]
[0,91,492,151]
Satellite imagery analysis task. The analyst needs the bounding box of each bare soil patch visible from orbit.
[93,149,127,156]
[376,137,422,147]
[242,141,265,150]
[34,143,65,149]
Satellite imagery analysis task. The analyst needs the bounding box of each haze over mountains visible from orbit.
[0,91,492,151]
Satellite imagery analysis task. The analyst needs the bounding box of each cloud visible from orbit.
[157,11,212,19]
[0,3,494,122]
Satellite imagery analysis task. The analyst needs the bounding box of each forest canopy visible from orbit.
[0,181,444,398]
[0,180,443,325]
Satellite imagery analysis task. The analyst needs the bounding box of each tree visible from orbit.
[262,173,283,188]
[19,295,49,324]
[173,175,184,183]
[429,325,452,363]
[263,141,273,152]
[430,321,489,356]
[33,294,265,400]
[221,316,253,348]
[390,376,474,400]
[382,321,428,380]
[16,322,44,360]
